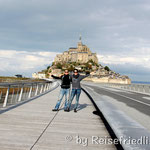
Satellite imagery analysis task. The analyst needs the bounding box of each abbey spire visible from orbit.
[79,34,82,42]
[78,34,83,47]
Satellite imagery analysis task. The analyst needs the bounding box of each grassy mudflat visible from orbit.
[0,76,44,83]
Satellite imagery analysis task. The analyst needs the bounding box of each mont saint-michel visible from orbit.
[32,37,131,84]
[54,36,98,64]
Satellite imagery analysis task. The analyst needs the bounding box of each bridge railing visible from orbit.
[0,80,57,108]
[101,83,150,95]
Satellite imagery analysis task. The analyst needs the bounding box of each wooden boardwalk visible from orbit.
[0,86,116,150]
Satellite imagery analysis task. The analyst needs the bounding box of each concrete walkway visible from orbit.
[0,86,116,150]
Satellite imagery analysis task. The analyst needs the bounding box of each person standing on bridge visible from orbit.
[67,69,90,112]
[51,69,71,111]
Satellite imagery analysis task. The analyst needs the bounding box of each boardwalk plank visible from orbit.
[0,86,116,150]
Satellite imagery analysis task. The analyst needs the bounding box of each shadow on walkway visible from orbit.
[59,103,92,111]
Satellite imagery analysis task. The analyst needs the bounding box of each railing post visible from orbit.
[40,84,43,94]
[25,87,29,99]
[45,84,47,92]
[48,83,51,90]
[137,85,140,92]
[47,83,49,91]
[3,86,10,107]
[0,91,2,100]
[23,87,27,100]
[28,85,33,99]
[143,85,145,93]
[129,84,131,90]
[11,88,15,104]
[43,84,47,92]
[46,83,49,91]
[18,85,24,102]
[133,84,135,91]
[15,86,19,102]
[35,84,39,96]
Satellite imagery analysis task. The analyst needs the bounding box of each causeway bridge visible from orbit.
[0,80,150,150]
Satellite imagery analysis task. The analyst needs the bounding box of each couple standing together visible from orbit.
[51,69,90,112]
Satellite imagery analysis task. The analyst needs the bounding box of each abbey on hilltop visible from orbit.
[54,35,98,64]
[32,36,131,84]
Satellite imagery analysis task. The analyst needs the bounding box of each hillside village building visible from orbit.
[54,36,98,64]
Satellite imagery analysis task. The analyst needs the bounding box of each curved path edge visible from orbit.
[82,85,150,150]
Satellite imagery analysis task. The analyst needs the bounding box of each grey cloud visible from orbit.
[0,0,150,80]
[1,0,149,52]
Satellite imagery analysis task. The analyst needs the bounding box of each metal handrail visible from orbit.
[100,83,150,95]
[0,80,55,108]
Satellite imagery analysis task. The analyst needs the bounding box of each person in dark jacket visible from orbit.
[51,69,71,111]
[67,69,90,112]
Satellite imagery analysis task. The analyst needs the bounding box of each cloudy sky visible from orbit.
[0,0,150,82]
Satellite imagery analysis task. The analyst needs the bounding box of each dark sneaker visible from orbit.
[52,108,59,111]
[74,109,77,113]
[65,108,70,112]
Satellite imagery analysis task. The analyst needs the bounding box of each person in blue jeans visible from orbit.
[51,70,71,111]
[67,69,90,112]
[55,88,70,111]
